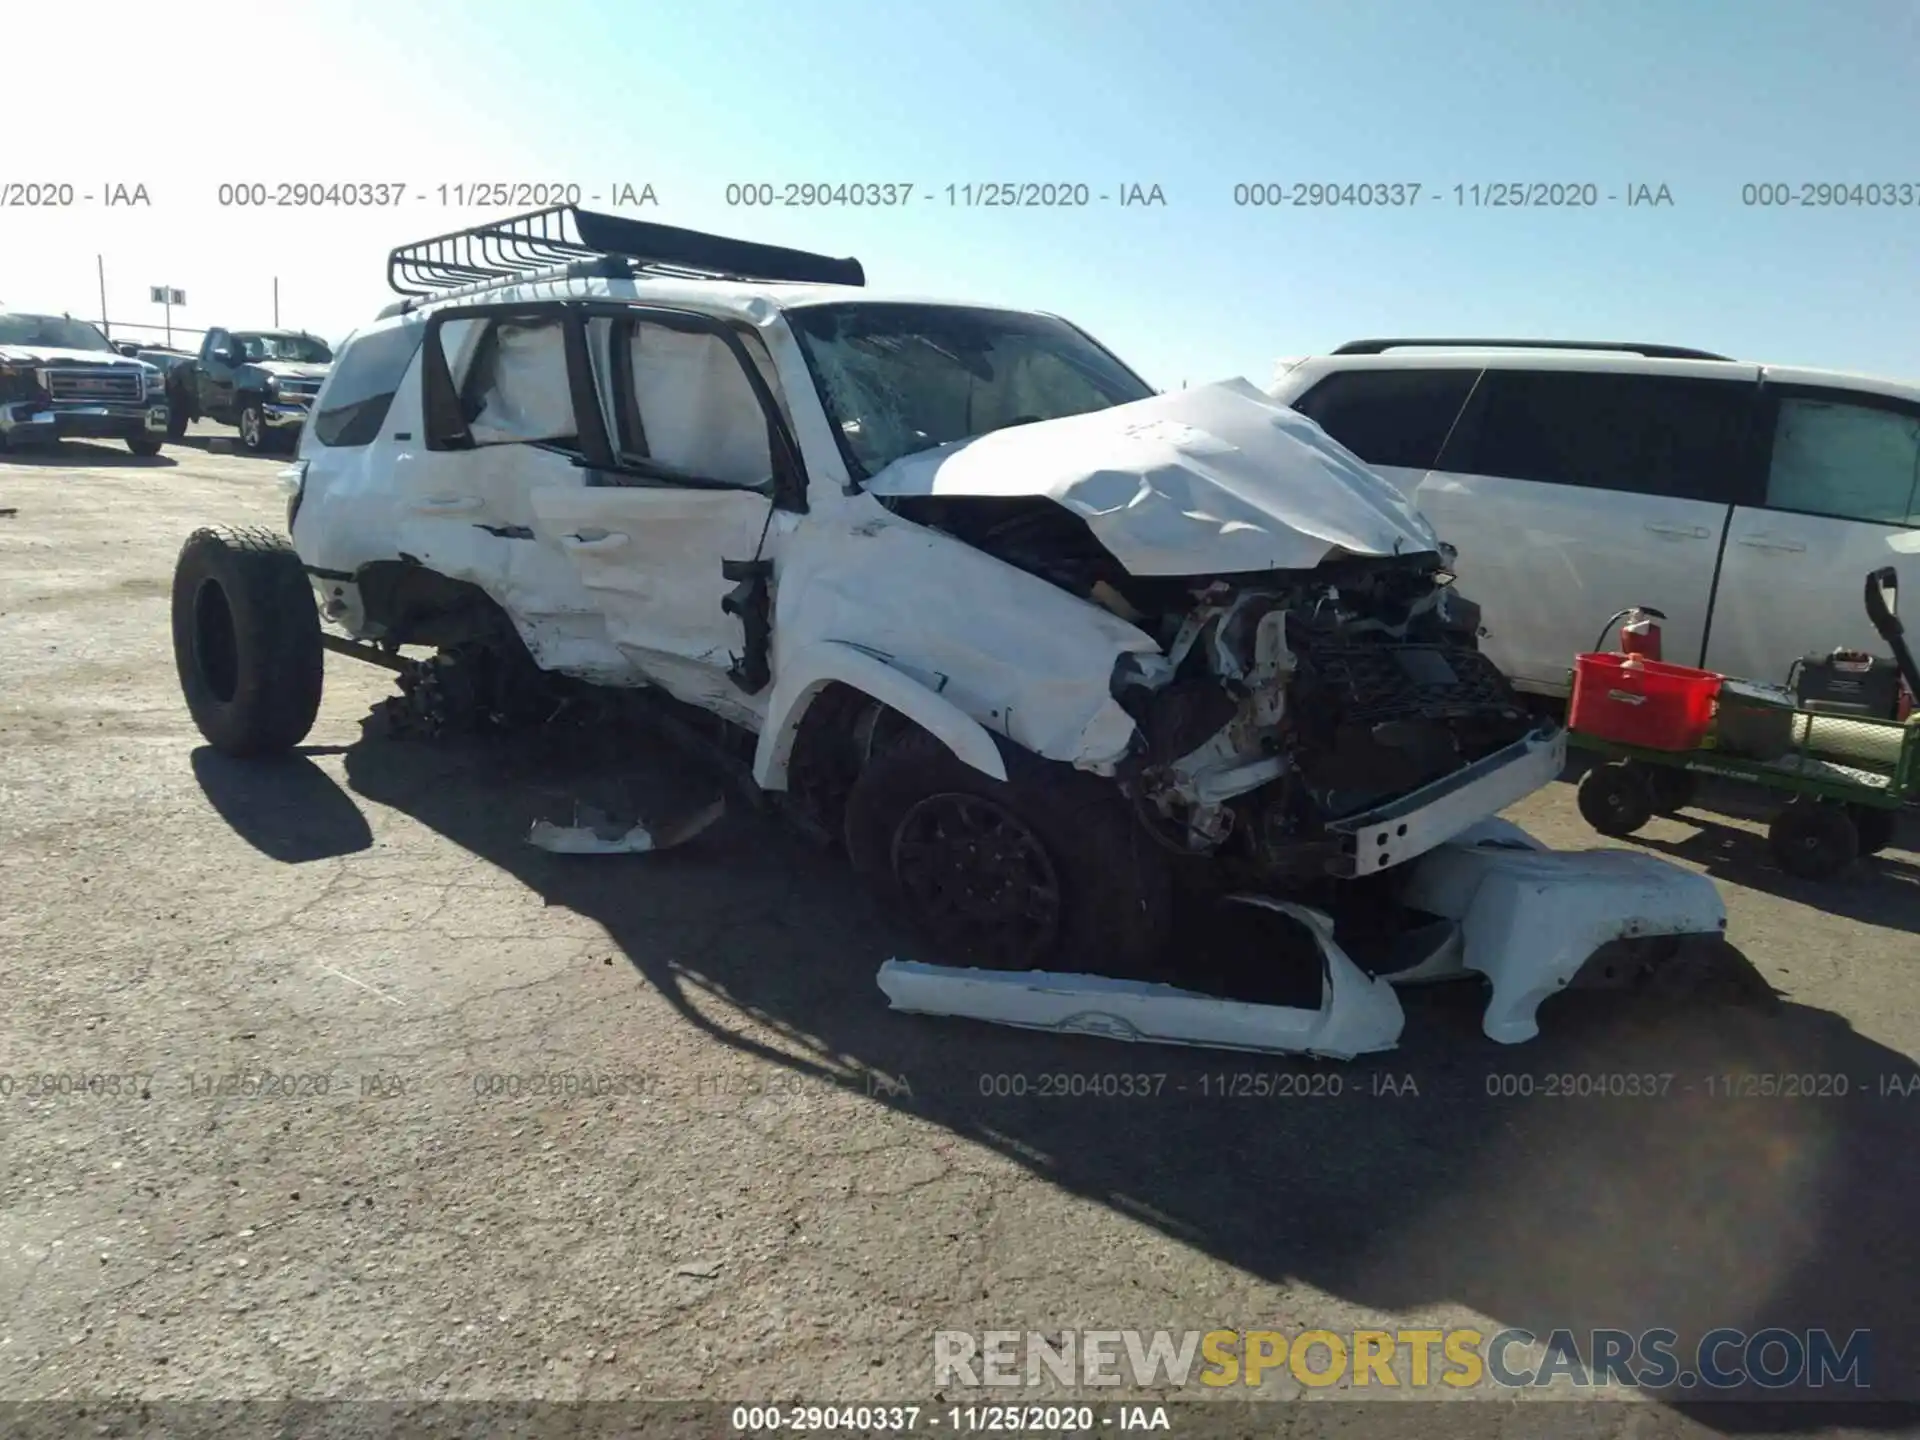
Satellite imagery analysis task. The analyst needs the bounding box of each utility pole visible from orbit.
[97,256,109,340]
[273,276,279,327]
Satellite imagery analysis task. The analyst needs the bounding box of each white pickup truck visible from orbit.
[1268,340,1920,702]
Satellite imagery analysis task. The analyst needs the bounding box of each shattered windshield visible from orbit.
[238,333,333,364]
[785,302,1155,479]
[0,313,115,352]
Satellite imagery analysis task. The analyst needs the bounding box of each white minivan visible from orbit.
[1268,339,1920,701]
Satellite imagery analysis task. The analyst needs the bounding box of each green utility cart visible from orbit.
[1568,568,1919,880]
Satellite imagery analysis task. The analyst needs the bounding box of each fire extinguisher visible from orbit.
[1594,606,1667,665]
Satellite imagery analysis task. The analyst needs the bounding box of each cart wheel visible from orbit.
[1769,800,1859,880]
[1850,804,1898,857]
[1631,762,1697,816]
[1578,762,1655,837]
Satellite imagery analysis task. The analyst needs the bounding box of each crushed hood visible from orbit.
[864,377,1441,577]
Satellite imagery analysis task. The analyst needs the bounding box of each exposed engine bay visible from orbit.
[882,493,1536,884]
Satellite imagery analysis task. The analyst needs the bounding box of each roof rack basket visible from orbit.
[1331,338,1733,362]
[383,205,866,308]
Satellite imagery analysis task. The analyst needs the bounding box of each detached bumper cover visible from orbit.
[876,819,1728,1057]
[1395,817,1729,1044]
[262,401,311,429]
[878,900,1407,1060]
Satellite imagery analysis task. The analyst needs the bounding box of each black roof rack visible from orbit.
[1331,338,1734,362]
[383,206,865,308]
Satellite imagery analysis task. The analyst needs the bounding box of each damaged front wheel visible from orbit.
[843,730,1172,974]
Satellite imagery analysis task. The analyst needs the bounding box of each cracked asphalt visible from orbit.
[2,431,1918,1437]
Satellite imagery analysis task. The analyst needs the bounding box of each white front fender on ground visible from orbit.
[875,822,1730,1058]
[1395,820,1730,1044]
[877,900,1406,1060]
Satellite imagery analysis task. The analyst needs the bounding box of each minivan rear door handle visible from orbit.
[1737,534,1807,553]
[562,531,630,553]
[1644,521,1711,540]
[411,496,483,516]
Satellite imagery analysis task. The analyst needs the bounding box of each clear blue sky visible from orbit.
[10,0,1919,387]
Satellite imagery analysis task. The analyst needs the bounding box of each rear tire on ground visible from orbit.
[1849,804,1898,857]
[843,727,1172,975]
[127,436,163,457]
[171,525,323,756]
[1768,799,1858,880]
[1577,761,1654,837]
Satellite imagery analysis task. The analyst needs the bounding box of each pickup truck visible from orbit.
[166,327,333,453]
[0,311,170,456]
[1270,340,1920,708]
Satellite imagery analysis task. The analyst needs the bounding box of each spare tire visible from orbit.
[171,526,323,756]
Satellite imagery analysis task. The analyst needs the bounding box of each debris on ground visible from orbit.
[876,898,1407,1060]
[528,797,726,855]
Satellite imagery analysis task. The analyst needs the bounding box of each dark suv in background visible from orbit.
[0,312,170,456]
[166,327,333,452]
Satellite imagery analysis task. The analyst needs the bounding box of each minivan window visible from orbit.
[1765,397,1920,526]
[311,323,426,448]
[1289,369,1478,470]
[1443,370,1752,502]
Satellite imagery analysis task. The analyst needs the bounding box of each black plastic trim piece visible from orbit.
[1332,338,1735,362]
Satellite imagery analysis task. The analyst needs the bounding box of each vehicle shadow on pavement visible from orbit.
[1556,761,1918,933]
[0,441,178,468]
[1631,819,1919,934]
[328,721,1919,1431]
[191,745,373,862]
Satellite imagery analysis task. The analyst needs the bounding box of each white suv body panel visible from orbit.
[1269,350,1920,695]
[249,251,1746,1057]
[300,275,1384,782]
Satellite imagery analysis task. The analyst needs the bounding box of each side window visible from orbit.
[1446,370,1751,501]
[461,317,578,448]
[431,316,492,416]
[618,321,772,489]
[204,328,227,357]
[1290,368,1477,470]
[311,322,426,448]
[1763,396,1920,526]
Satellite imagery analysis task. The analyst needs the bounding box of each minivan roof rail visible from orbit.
[383,205,866,306]
[1331,338,1735,362]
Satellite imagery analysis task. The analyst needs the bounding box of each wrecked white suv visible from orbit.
[170,207,1745,1058]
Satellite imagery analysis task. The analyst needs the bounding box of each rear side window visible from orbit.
[1765,396,1920,525]
[1443,370,1752,501]
[462,317,578,448]
[312,322,426,448]
[1289,368,1477,470]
